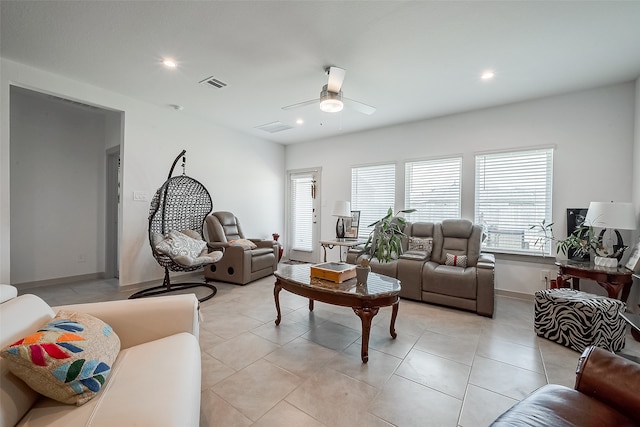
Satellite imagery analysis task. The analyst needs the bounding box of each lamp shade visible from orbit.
[584,201,636,230]
[332,201,351,218]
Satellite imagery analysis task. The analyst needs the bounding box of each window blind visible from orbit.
[405,157,462,222]
[291,174,314,252]
[351,163,396,238]
[475,148,553,255]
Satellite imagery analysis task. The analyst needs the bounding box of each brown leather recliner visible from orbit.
[204,211,278,285]
[490,346,640,426]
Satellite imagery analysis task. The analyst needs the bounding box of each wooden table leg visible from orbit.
[572,277,580,291]
[556,273,567,288]
[390,300,399,339]
[309,299,314,311]
[353,306,379,363]
[620,283,632,303]
[274,281,282,325]
[597,281,624,300]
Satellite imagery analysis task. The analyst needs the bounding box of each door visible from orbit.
[286,168,321,263]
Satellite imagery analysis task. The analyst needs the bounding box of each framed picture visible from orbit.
[567,208,589,261]
[625,237,640,272]
[345,210,360,239]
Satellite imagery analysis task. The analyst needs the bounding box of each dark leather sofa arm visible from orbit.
[575,346,640,424]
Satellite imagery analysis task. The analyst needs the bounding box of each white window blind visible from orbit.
[405,157,461,222]
[291,174,314,252]
[351,163,396,238]
[475,148,553,255]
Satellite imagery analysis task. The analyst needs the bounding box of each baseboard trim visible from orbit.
[14,273,106,290]
[496,288,535,301]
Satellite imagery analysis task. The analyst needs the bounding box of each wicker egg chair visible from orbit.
[129,150,218,302]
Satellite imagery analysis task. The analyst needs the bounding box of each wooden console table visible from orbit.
[555,261,634,302]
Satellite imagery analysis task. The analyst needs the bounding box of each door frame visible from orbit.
[285,167,321,263]
[105,146,120,278]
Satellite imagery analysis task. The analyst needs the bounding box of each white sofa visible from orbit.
[0,285,201,427]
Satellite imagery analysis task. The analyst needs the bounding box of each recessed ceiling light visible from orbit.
[481,71,495,80]
[163,58,177,68]
[296,119,304,125]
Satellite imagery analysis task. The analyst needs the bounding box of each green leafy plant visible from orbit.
[362,208,416,263]
[530,219,605,258]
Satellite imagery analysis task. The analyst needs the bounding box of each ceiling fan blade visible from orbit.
[326,67,346,93]
[344,97,376,115]
[282,99,318,110]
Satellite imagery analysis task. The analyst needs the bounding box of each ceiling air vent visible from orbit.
[199,76,227,89]
[255,121,294,133]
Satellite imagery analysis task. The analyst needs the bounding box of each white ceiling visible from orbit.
[2,1,640,145]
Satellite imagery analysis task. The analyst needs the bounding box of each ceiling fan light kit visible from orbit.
[319,85,344,113]
[282,66,375,115]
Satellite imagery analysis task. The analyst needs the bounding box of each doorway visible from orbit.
[286,168,321,263]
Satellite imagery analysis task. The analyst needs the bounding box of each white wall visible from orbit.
[629,77,640,311]
[286,82,636,297]
[10,88,107,283]
[1,58,285,287]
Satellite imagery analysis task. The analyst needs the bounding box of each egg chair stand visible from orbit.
[129,150,218,303]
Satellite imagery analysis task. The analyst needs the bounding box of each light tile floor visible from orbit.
[19,274,640,427]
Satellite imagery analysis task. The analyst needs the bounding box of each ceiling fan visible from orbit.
[282,66,376,115]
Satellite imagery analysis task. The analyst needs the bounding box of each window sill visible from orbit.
[482,249,558,265]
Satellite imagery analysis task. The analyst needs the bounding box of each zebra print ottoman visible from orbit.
[534,288,626,352]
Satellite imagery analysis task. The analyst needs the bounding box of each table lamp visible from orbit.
[585,201,636,261]
[332,201,351,238]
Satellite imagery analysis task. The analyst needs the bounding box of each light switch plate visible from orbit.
[133,191,148,201]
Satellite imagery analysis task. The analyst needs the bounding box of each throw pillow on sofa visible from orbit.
[229,238,258,249]
[1,311,120,405]
[408,237,433,253]
[445,253,468,268]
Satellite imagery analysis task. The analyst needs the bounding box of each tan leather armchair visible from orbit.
[203,211,278,285]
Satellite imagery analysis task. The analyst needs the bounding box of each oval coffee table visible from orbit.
[273,263,401,363]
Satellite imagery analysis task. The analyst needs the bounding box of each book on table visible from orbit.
[310,262,356,283]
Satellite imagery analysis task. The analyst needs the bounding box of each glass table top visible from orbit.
[275,264,400,298]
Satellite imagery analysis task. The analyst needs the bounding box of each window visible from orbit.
[351,163,396,238]
[475,147,553,255]
[405,157,462,222]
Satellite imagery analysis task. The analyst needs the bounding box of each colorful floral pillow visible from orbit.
[445,253,468,268]
[0,311,120,405]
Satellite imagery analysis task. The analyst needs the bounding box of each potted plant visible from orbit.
[362,207,416,263]
[530,219,607,260]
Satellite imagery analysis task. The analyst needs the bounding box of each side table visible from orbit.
[555,260,634,303]
[319,239,365,262]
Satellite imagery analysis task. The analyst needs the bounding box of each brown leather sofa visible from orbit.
[490,346,640,426]
[203,211,278,285]
[347,219,495,317]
